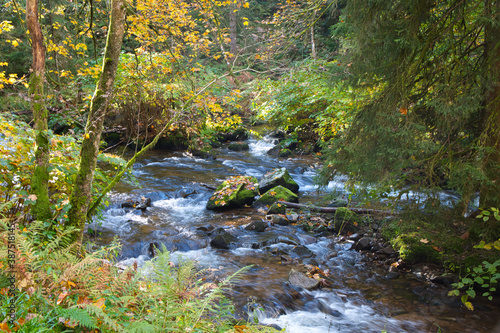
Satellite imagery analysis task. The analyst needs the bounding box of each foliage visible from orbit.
[449,208,500,310]
[254,59,367,144]
[319,0,499,208]
[0,115,128,223]
[0,221,274,332]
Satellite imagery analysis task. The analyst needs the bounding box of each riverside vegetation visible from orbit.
[1,0,500,331]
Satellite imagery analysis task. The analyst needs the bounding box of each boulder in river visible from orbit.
[267,202,286,215]
[259,168,299,194]
[244,220,268,232]
[206,176,259,210]
[210,228,237,249]
[228,142,250,151]
[288,269,319,290]
[255,185,298,206]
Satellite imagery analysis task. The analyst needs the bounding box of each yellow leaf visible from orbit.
[84,133,90,139]
[93,298,106,309]
[420,238,429,244]
[465,301,474,311]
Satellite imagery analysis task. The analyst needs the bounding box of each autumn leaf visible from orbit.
[93,298,106,310]
[399,107,408,115]
[57,291,69,305]
[420,238,429,244]
[0,323,11,333]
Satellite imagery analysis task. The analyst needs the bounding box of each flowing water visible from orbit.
[91,136,500,333]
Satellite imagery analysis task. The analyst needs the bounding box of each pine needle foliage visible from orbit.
[320,0,500,209]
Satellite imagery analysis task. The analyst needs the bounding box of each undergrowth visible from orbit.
[0,217,278,332]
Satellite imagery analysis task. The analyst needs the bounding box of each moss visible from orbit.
[391,232,441,264]
[328,207,363,234]
[255,185,298,205]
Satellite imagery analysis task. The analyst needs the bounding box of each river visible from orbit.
[90,135,500,333]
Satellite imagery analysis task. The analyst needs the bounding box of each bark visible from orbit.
[27,0,51,221]
[67,0,127,244]
[481,0,500,209]
[276,201,393,215]
[229,3,237,64]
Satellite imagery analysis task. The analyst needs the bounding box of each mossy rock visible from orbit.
[259,168,299,194]
[327,207,363,234]
[267,202,286,215]
[278,149,293,158]
[228,142,250,151]
[255,185,298,206]
[391,232,440,264]
[206,176,259,210]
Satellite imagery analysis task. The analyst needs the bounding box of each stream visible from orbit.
[90,135,500,333]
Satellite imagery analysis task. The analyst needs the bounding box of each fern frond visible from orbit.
[81,303,121,331]
[57,307,98,329]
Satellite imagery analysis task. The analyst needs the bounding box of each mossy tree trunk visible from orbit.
[67,0,127,244]
[481,0,500,209]
[27,0,51,221]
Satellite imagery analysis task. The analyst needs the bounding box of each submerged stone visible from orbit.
[288,269,319,290]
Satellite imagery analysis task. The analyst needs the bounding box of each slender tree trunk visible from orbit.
[67,0,127,244]
[27,0,51,221]
[311,10,316,60]
[229,3,237,64]
[481,0,500,209]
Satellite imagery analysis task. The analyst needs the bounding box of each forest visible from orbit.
[0,0,499,332]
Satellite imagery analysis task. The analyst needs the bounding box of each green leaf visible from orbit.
[474,276,484,284]
[448,290,460,296]
[466,289,476,298]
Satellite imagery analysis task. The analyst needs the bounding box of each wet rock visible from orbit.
[255,186,299,206]
[412,268,425,280]
[325,251,338,260]
[278,149,293,158]
[354,237,372,251]
[287,213,299,222]
[288,269,319,290]
[228,142,249,151]
[385,272,400,280]
[326,207,362,234]
[430,274,455,288]
[269,214,290,226]
[244,220,268,232]
[196,224,215,232]
[302,258,319,266]
[206,176,259,210]
[267,202,286,215]
[259,168,299,194]
[298,234,316,245]
[376,245,396,255]
[291,245,314,258]
[317,300,343,317]
[210,228,237,249]
[348,233,362,242]
[270,247,289,256]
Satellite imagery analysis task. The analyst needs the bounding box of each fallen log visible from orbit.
[276,201,393,215]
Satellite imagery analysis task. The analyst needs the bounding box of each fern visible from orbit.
[58,307,98,329]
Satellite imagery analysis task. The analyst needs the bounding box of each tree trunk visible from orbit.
[67,0,127,244]
[27,0,51,221]
[481,0,500,209]
[276,201,392,215]
[229,3,237,64]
